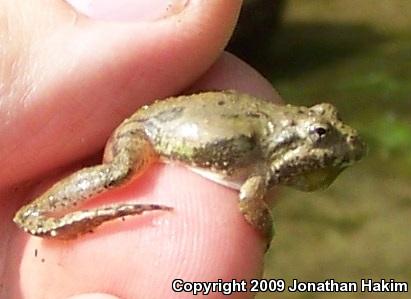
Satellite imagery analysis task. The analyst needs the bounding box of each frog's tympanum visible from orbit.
[14,91,366,241]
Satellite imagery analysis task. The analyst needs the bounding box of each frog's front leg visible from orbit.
[239,175,274,244]
[13,129,171,239]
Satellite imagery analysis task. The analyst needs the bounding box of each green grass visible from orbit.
[252,1,411,298]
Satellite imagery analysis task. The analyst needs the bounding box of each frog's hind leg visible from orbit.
[13,129,170,239]
[36,203,172,239]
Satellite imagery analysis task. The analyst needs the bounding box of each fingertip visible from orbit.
[149,165,267,276]
[189,52,283,103]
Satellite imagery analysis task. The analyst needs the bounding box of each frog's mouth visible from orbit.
[286,166,345,192]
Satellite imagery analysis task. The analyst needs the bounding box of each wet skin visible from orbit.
[14,91,366,241]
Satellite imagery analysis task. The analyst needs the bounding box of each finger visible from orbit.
[189,51,283,104]
[15,53,278,299]
[0,0,241,188]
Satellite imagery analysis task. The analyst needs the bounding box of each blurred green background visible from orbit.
[229,1,411,298]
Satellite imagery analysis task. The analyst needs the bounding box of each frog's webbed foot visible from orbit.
[239,176,274,247]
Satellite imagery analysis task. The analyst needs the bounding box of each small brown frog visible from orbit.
[14,91,366,240]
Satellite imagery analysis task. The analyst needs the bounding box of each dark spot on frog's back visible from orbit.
[246,111,270,119]
[246,112,261,118]
[154,106,185,122]
[222,114,240,119]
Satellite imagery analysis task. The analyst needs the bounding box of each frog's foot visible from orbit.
[239,199,274,246]
[20,203,172,239]
[239,176,274,249]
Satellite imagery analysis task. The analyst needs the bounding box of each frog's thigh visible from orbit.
[239,176,274,242]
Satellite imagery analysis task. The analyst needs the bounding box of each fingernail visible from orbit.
[66,0,189,21]
[66,293,121,299]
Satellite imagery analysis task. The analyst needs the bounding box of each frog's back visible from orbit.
[134,91,277,140]
[132,91,277,167]
[136,91,274,120]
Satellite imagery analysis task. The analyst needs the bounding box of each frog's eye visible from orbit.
[314,127,327,137]
[309,124,329,142]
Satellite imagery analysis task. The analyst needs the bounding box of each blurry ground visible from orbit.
[232,1,411,298]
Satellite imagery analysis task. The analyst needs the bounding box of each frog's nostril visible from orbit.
[347,134,359,145]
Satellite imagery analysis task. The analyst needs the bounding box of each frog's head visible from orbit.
[269,103,367,191]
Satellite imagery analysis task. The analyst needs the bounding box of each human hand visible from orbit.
[1,1,281,298]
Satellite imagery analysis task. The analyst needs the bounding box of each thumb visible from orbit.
[0,0,241,188]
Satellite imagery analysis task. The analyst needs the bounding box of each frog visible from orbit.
[13,90,366,241]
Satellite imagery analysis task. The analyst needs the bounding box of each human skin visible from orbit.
[0,1,282,298]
